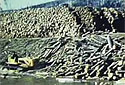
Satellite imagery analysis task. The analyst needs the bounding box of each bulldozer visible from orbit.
[4,52,35,71]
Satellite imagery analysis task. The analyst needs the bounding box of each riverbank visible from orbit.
[0,76,125,85]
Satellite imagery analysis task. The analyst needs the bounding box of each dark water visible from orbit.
[0,77,96,85]
[0,76,125,85]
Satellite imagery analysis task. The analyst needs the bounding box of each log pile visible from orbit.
[0,7,79,38]
[0,34,124,80]
[0,6,124,38]
[74,7,125,32]
[38,34,125,81]
[0,6,124,81]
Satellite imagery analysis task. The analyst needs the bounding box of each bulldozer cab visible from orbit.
[7,53,19,65]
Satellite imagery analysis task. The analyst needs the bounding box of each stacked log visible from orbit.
[0,6,124,38]
[37,34,125,81]
[0,34,124,80]
[0,6,124,81]
[0,7,79,38]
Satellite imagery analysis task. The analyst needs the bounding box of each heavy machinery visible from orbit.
[4,52,35,71]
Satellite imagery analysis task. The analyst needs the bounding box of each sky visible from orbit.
[0,0,55,10]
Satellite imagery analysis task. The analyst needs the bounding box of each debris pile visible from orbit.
[38,34,125,81]
[0,34,125,80]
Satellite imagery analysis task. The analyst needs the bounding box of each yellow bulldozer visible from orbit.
[5,53,35,70]
[7,56,34,68]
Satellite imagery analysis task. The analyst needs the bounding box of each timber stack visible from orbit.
[0,6,125,38]
[38,34,125,81]
[0,6,125,81]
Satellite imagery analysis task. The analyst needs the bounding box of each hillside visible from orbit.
[0,0,124,11]
[30,0,124,9]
